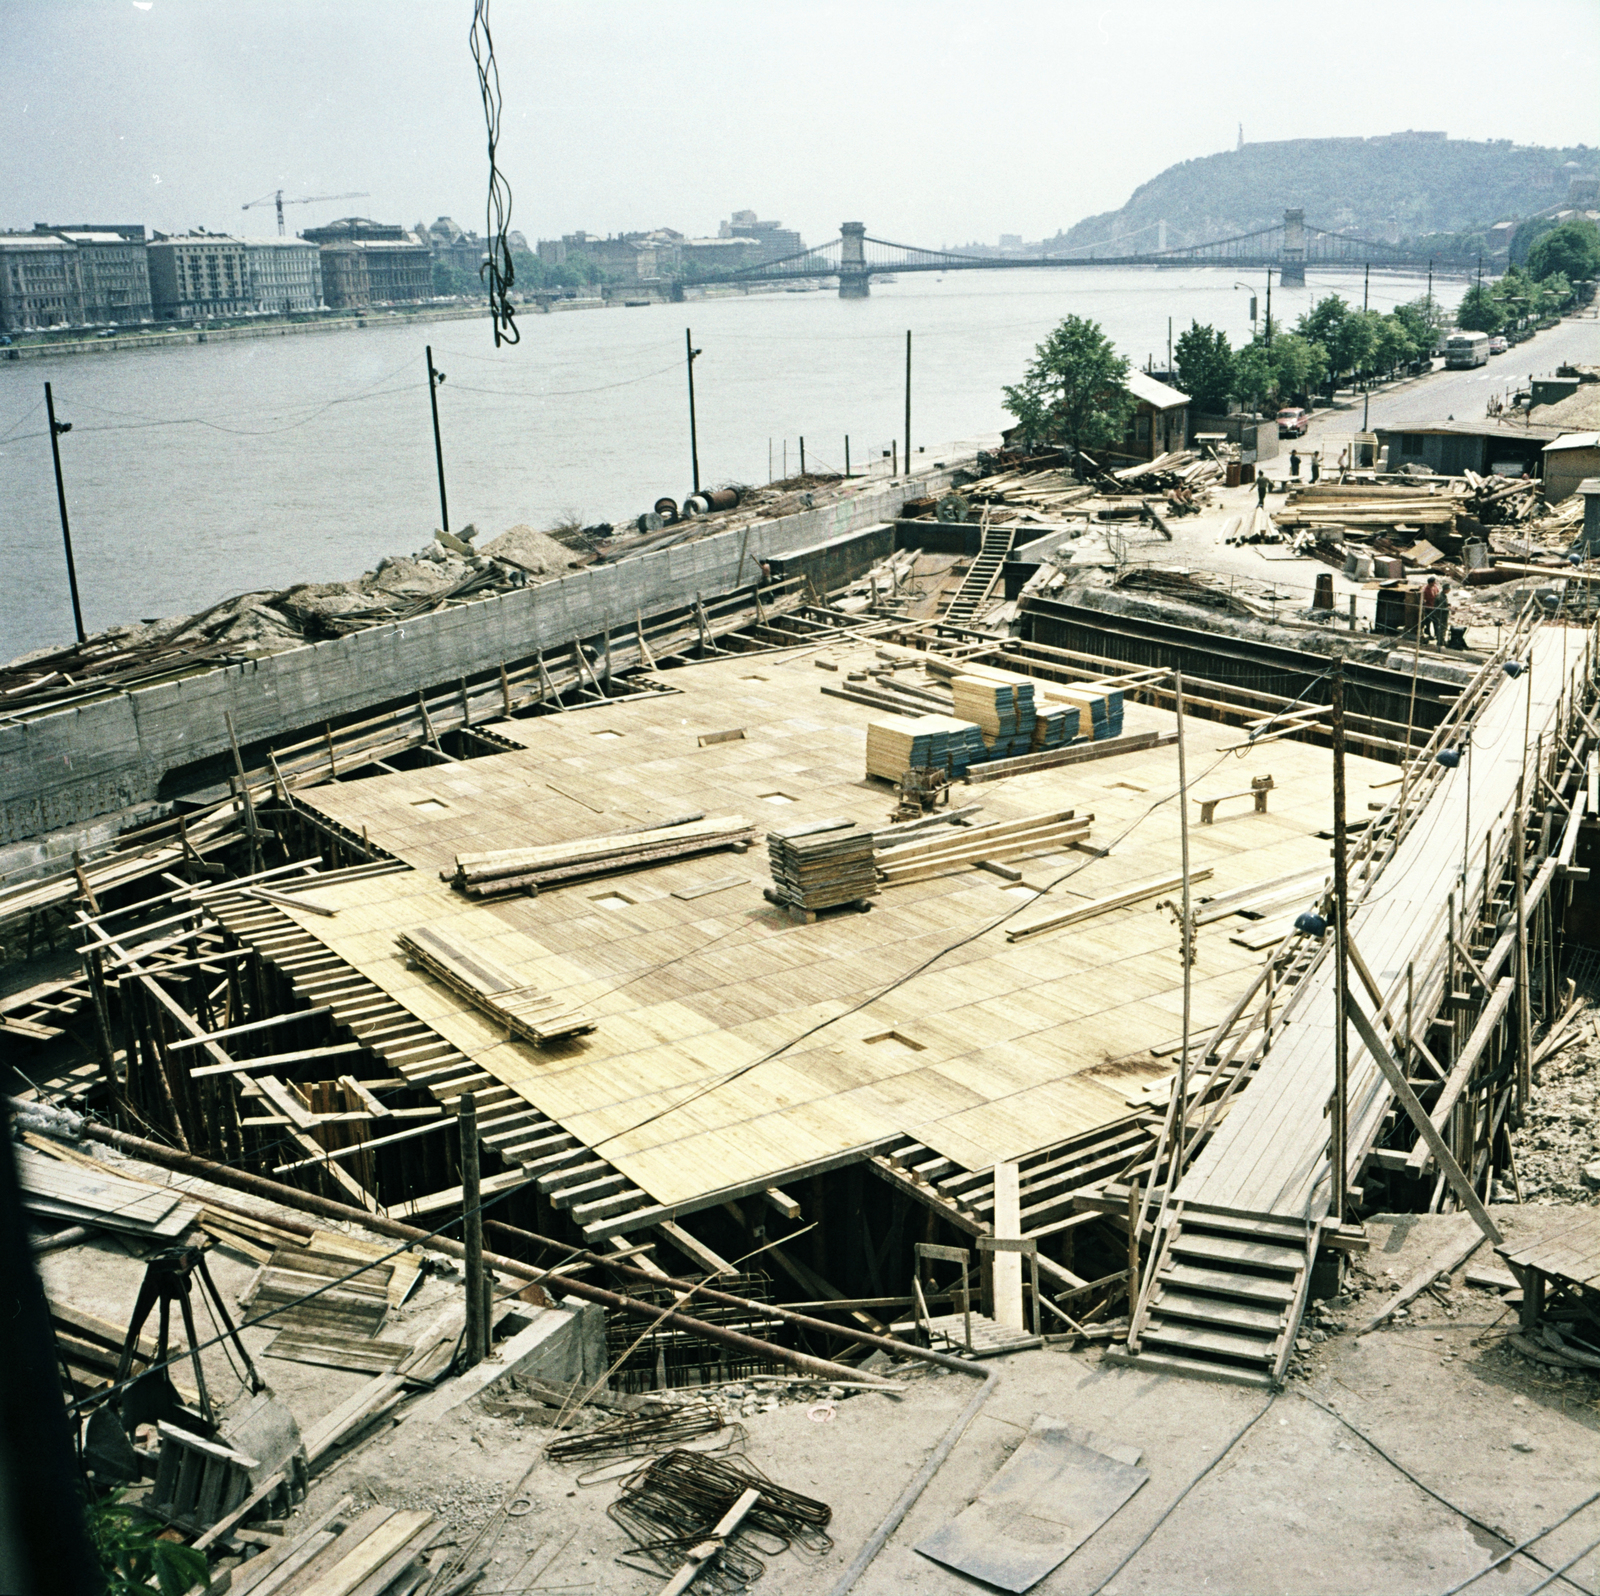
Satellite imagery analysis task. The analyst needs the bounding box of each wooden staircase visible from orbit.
[943,523,1015,626]
[1105,1203,1315,1388]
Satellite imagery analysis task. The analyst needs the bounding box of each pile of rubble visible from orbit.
[1511,1021,1600,1203]
[0,521,591,710]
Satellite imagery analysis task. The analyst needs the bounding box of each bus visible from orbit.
[1445,330,1491,368]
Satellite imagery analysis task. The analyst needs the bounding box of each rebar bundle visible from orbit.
[608,1450,832,1591]
[543,1401,725,1464]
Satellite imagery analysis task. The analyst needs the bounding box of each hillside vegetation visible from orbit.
[1048,135,1598,255]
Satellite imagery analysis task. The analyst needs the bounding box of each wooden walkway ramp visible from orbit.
[1111,626,1578,1387]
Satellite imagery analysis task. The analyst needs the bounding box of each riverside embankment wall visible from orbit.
[0,464,967,843]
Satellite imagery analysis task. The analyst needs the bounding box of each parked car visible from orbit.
[1489,335,1508,355]
[1276,408,1309,438]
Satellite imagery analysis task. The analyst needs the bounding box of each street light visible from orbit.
[1233,281,1259,340]
[43,382,86,644]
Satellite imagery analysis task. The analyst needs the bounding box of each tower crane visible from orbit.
[241,190,371,236]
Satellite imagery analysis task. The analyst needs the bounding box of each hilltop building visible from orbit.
[717,209,803,263]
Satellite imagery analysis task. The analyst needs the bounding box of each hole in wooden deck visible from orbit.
[592,730,624,740]
[591,892,636,910]
[864,1030,926,1052]
[1002,884,1040,901]
[411,798,450,814]
[760,792,797,805]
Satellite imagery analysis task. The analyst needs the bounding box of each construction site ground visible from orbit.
[225,1208,1598,1596]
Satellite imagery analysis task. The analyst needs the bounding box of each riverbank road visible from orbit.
[1280,308,1600,474]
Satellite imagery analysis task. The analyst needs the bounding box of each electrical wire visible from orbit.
[1298,1391,1596,1596]
[470,0,518,348]
[1437,1487,1600,1596]
[1085,1394,1276,1594]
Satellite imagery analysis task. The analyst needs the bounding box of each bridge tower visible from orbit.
[839,222,869,299]
[1280,208,1306,287]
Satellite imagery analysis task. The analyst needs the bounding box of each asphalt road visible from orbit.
[1302,310,1599,442]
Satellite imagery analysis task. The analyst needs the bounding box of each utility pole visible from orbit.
[1363,262,1369,313]
[425,347,449,533]
[685,328,702,494]
[1330,663,1349,1224]
[1265,268,1273,353]
[904,330,912,481]
[1167,316,1173,376]
[44,383,86,645]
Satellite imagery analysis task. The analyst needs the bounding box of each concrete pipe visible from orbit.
[653,497,679,523]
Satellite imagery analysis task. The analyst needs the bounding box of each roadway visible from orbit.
[1302,310,1599,442]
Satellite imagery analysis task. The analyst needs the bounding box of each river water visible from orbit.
[0,266,1465,660]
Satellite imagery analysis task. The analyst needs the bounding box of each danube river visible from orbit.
[0,266,1467,659]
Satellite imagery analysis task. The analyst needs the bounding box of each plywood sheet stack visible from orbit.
[1053,683,1124,741]
[768,821,879,911]
[398,925,597,1042]
[951,675,1037,759]
[865,713,979,781]
[1031,704,1080,750]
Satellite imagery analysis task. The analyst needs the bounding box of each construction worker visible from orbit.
[1256,472,1269,508]
[1289,449,1301,479]
[1422,575,1446,646]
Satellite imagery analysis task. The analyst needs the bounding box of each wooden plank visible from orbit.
[1007,869,1215,941]
[190,1042,368,1081]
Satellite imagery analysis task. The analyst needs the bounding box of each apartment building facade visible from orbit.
[243,238,323,313]
[147,233,252,319]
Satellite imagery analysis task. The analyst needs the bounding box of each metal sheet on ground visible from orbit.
[914,1416,1148,1592]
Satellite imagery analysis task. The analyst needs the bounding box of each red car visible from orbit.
[1277,407,1309,438]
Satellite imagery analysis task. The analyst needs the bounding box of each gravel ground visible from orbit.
[1512,1026,1600,1203]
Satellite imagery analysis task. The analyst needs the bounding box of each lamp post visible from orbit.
[685,328,703,494]
[1233,281,1259,340]
[425,346,449,533]
[44,382,86,644]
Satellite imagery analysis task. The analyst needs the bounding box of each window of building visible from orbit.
[1400,434,1423,455]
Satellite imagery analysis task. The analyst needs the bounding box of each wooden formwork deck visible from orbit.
[261,644,1388,1222]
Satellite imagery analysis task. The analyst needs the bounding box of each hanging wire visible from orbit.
[470,0,519,348]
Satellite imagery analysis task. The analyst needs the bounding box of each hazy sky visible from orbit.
[6,0,1598,249]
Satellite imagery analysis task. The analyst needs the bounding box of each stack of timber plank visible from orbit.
[1053,682,1124,741]
[1273,482,1463,535]
[447,814,755,897]
[864,713,991,781]
[398,924,597,1044]
[951,675,1037,759]
[221,1501,437,1596]
[876,809,1092,886]
[768,821,880,912]
[16,1144,200,1241]
[1031,704,1080,750]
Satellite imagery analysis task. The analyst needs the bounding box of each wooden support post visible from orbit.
[1331,662,1349,1224]
[635,608,657,671]
[1344,993,1503,1245]
[1126,1178,1141,1309]
[499,661,513,718]
[1515,775,1532,1115]
[417,688,441,749]
[461,1093,486,1368]
[990,1162,1022,1329]
[460,675,471,728]
[224,711,263,876]
[324,723,339,779]
[1174,668,1193,1167]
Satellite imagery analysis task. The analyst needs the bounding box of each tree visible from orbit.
[1527,218,1600,284]
[1233,342,1275,413]
[1003,315,1134,459]
[1267,333,1328,405]
[1370,313,1416,377]
[1297,294,1373,389]
[1455,283,1504,333]
[1393,295,1444,357]
[1173,320,1235,415]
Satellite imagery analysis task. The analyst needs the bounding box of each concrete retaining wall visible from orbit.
[1,465,966,843]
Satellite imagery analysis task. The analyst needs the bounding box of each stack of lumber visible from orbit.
[1273,483,1463,534]
[16,1143,200,1241]
[243,1248,392,1337]
[220,1501,437,1596]
[1031,704,1080,750]
[870,716,979,783]
[1053,683,1124,741]
[876,809,1092,886]
[768,821,879,911]
[398,924,597,1044]
[951,675,1037,758]
[1110,450,1223,491]
[447,814,755,897]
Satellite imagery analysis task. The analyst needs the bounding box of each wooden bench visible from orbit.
[1197,775,1274,825]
